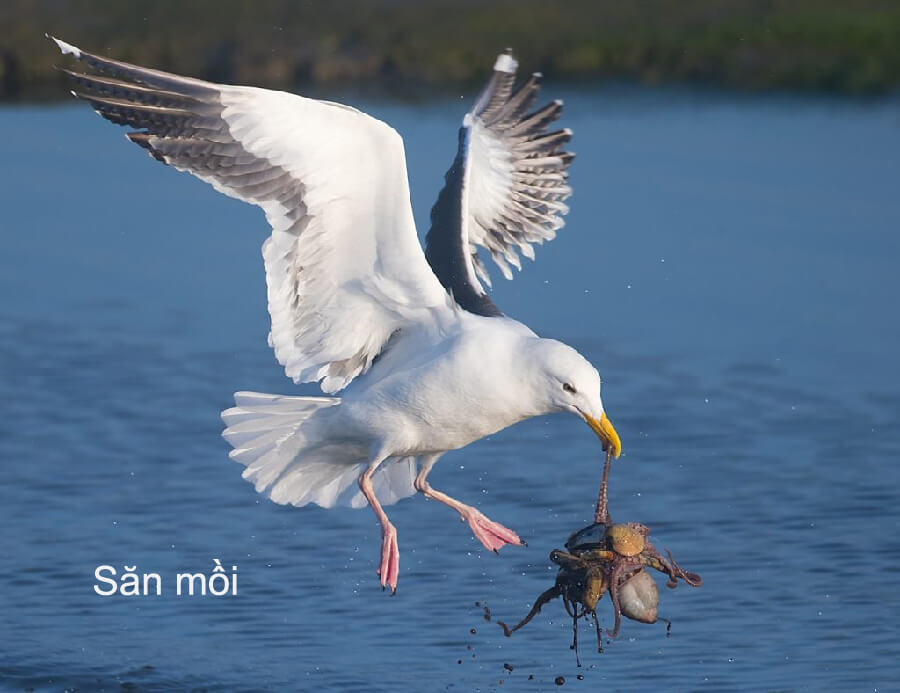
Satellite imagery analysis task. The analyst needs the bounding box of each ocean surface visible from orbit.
[1,87,899,691]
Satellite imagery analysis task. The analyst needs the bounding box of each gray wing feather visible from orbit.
[52,38,418,393]
[57,49,305,217]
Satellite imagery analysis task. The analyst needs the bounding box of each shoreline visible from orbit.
[3,0,899,100]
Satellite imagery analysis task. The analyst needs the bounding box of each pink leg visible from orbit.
[359,466,399,593]
[415,461,524,553]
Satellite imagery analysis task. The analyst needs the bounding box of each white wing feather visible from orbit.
[218,88,449,391]
[424,52,574,317]
[54,38,451,393]
[463,57,573,284]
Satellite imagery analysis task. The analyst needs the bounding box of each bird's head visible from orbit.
[531,339,622,458]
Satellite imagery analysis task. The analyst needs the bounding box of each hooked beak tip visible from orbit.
[584,412,622,459]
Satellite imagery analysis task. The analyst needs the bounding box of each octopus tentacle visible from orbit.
[562,588,579,618]
[665,550,703,586]
[593,610,603,653]
[551,550,590,572]
[640,545,680,587]
[605,561,627,638]
[498,584,562,636]
[594,449,613,525]
[571,609,581,667]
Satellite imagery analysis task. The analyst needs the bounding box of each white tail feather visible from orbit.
[221,391,417,509]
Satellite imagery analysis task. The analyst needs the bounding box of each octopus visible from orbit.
[497,451,702,661]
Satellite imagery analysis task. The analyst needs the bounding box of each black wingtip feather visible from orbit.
[126,132,167,162]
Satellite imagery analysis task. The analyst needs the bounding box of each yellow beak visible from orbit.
[584,412,622,459]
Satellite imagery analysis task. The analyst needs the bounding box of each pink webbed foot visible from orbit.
[462,508,525,553]
[376,522,400,593]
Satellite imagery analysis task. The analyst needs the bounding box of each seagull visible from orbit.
[52,37,622,592]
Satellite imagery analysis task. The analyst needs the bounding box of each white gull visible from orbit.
[53,37,622,592]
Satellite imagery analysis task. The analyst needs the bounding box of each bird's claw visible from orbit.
[463,508,524,553]
[376,522,399,593]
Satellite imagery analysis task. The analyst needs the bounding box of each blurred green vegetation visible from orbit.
[3,0,900,100]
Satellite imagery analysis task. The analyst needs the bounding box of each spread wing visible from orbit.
[52,37,452,394]
[424,50,574,317]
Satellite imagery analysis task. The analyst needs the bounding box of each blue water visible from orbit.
[1,88,899,691]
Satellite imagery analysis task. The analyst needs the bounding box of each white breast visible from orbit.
[336,315,539,455]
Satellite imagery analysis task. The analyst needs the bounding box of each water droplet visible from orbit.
[555,676,566,686]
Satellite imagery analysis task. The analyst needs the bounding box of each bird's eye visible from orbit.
[562,383,577,394]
